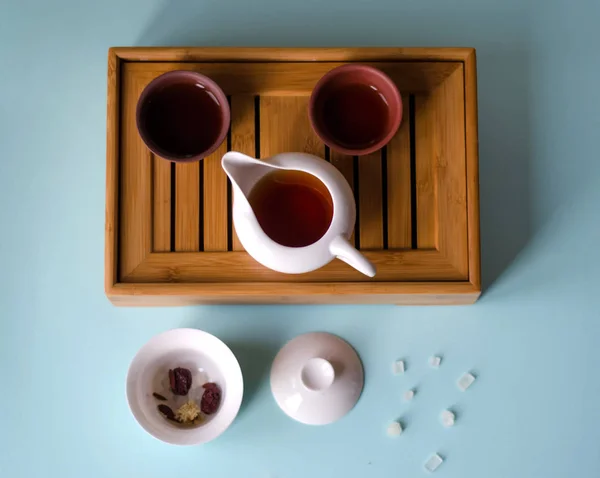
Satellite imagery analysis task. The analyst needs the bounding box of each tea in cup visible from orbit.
[309,65,402,156]
[136,71,230,162]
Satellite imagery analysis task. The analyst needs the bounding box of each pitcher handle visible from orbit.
[329,235,376,278]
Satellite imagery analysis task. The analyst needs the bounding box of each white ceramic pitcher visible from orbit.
[221,151,376,277]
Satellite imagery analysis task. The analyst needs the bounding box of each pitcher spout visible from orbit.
[222,151,276,197]
[329,235,376,278]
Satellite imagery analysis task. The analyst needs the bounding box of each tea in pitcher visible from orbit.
[248,170,333,248]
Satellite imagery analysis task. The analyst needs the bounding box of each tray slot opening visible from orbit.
[198,161,204,251]
[381,145,388,250]
[226,96,233,251]
[254,96,260,158]
[353,155,360,250]
[170,162,176,252]
[409,94,417,249]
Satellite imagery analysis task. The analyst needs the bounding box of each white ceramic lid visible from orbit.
[270,332,364,425]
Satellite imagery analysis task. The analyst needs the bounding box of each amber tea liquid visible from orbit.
[248,170,333,248]
[321,83,390,149]
[140,82,223,158]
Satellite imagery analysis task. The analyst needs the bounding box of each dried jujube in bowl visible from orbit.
[169,367,193,396]
[200,382,222,415]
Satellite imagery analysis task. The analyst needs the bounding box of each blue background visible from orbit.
[1,0,599,476]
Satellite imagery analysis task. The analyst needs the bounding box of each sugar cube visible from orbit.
[424,453,443,472]
[387,421,403,437]
[457,372,476,391]
[441,409,455,427]
[429,356,442,368]
[403,389,415,401]
[392,360,405,375]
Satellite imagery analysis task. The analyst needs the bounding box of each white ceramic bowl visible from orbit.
[126,328,243,445]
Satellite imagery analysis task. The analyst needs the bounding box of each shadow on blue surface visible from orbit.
[227,340,279,413]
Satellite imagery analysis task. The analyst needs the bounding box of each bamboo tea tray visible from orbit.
[105,47,481,305]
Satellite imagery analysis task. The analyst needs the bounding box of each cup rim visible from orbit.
[136,70,231,163]
[308,64,403,156]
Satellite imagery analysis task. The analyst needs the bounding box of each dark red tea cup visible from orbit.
[136,71,230,162]
[309,65,402,156]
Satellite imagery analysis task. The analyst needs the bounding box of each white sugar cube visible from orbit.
[429,356,442,368]
[457,372,476,391]
[441,410,455,427]
[392,360,405,375]
[387,421,403,437]
[403,389,415,401]
[424,453,443,472]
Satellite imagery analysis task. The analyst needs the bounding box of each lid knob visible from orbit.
[301,357,335,391]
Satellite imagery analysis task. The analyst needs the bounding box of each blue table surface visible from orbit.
[1,0,599,477]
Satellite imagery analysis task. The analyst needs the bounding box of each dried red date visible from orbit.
[169,367,192,395]
[157,404,177,421]
[201,382,221,415]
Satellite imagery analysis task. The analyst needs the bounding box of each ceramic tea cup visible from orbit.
[309,64,402,156]
[136,71,230,162]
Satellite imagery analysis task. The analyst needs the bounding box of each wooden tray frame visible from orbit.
[106,47,480,306]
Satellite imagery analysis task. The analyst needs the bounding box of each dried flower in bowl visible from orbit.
[175,400,204,425]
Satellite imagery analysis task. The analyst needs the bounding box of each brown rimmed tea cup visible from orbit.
[309,65,402,156]
[136,71,230,162]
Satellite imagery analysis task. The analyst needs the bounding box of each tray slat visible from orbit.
[386,99,412,249]
[174,162,200,251]
[152,156,171,252]
[203,142,229,251]
[330,151,355,243]
[358,152,384,250]
[124,250,463,283]
[124,62,458,95]
[415,95,437,249]
[433,66,468,275]
[119,74,151,277]
[229,94,256,251]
